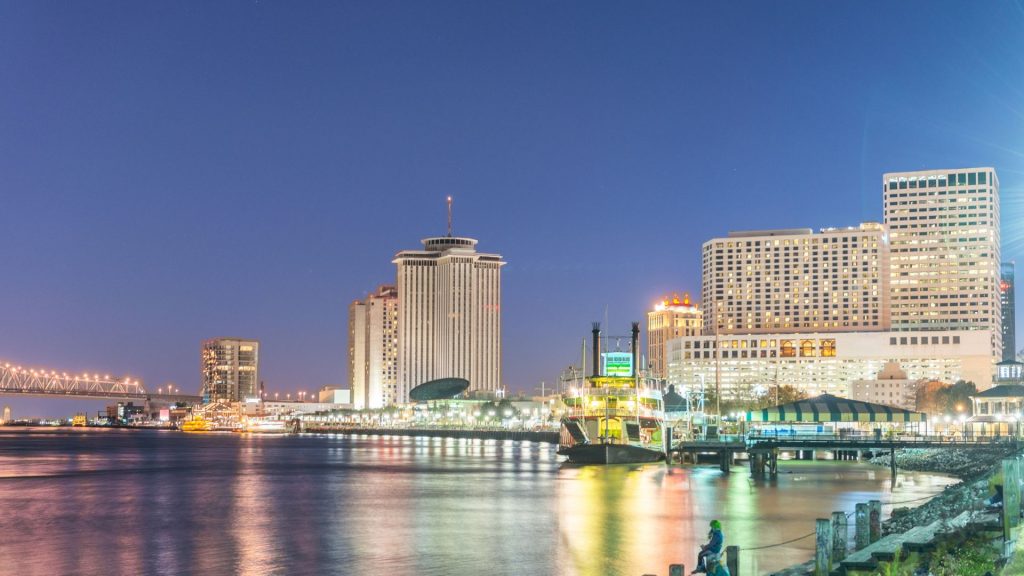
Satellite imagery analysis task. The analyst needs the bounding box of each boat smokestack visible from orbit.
[591,322,601,377]
[631,322,640,377]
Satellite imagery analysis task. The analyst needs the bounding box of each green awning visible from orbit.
[746,393,927,423]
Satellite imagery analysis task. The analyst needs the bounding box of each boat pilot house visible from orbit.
[745,393,929,437]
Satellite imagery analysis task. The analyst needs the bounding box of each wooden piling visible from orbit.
[726,545,739,576]
[855,502,869,549]
[868,499,881,543]
[831,511,847,561]
[815,518,832,576]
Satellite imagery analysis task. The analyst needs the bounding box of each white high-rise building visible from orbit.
[883,168,1001,357]
[394,234,504,402]
[701,223,890,335]
[348,285,399,408]
[348,300,367,408]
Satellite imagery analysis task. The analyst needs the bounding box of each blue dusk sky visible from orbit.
[1,2,1022,417]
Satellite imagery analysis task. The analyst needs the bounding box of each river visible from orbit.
[0,428,956,575]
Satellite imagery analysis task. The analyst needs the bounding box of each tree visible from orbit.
[915,380,977,416]
[945,380,977,416]
[768,385,808,406]
[915,380,948,415]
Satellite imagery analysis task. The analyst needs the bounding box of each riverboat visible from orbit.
[557,322,667,465]
[180,416,214,432]
[240,420,290,434]
[71,414,87,427]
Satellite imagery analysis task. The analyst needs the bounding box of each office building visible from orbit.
[348,285,399,408]
[883,168,1001,356]
[666,330,991,400]
[1002,262,1016,362]
[394,231,505,403]
[701,223,890,335]
[646,294,702,380]
[200,338,260,403]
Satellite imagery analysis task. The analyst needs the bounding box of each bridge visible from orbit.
[673,433,1020,486]
[0,361,200,403]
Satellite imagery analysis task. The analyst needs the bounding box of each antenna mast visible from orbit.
[447,196,453,237]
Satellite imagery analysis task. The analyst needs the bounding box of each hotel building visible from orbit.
[646,294,702,380]
[700,223,890,334]
[394,235,505,402]
[348,285,399,409]
[883,167,1001,356]
[666,330,991,400]
[200,338,260,403]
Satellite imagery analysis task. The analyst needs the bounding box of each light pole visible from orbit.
[713,299,722,423]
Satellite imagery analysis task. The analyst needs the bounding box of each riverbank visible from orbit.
[769,445,1018,575]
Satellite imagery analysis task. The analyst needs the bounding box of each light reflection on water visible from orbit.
[0,429,954,575]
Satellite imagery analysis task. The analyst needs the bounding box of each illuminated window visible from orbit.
[820,339,836,357]
[780,340,796,357]
[800,340,815,357]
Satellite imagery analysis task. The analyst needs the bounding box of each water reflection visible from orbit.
[0,430,954,576]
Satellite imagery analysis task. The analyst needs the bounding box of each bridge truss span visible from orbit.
[0,362,146,399]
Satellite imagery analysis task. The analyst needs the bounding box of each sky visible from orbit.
[1,1,1023,417]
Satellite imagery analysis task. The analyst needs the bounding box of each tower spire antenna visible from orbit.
[447,196,453,237]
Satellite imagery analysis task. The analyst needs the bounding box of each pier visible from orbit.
[671,434,1018,485]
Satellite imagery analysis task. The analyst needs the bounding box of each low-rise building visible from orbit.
[319,386,352,404]
[667,329,993,400]
[849,362,920,411]
[968,384,1024,437]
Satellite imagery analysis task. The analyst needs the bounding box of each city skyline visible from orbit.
[2,2,1023,416]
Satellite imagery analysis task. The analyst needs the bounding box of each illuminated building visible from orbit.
[1002,262,1015,362]
[666,330,991,400]
[393,204,505,402]
[883,168,1001,357]
[348,299,367,407]
[849,361,920,411]
[700,223,890,335]
[1,405,10,424]
[348,285,399,408]
[646,294,702,380]
[200,338,260,403]
[319,385,352,404]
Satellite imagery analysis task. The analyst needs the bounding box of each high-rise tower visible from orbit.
[393,201,505,402]
[883,168,1001,357]
[200,338,260,403]
[700,223,890,334]
[348,285,399,408]
[1003,262,1016,362]
[646,294,702,380]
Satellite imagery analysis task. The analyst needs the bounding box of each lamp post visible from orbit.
[713,299,722,422]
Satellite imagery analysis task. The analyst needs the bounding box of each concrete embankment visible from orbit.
[304,426,560,444]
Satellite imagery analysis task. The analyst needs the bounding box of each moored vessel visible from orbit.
[557,322,667,465]
[180,416,214,432]
[241,419,289,434]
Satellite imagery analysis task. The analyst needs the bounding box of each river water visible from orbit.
[0,428,956,575]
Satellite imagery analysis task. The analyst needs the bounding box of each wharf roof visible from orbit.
[972,384,1024,399]
[746,393,927,423]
